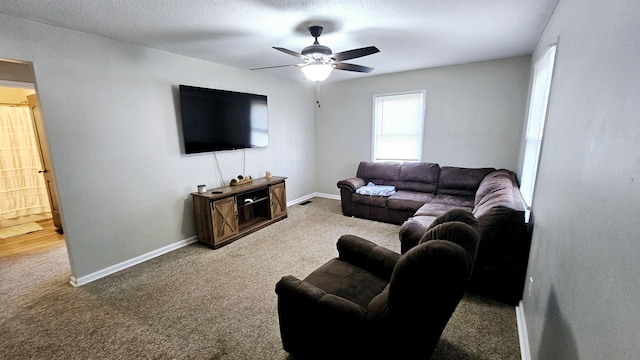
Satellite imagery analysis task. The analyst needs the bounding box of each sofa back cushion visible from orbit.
[437,167,494,196]
[396,162,440,192]
[356,161,441,193]
[357,161,402,185]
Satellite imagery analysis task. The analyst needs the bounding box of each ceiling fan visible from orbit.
[252,26,380,82]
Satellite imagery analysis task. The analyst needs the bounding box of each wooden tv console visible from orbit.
[191,176,287,249]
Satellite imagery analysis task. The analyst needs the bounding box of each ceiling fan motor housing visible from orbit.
[302,26,332,60]
[301,44,332,59]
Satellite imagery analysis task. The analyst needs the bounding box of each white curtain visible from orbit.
[0,105,51,220]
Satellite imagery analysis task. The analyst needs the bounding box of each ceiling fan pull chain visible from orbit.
[316,84,321,108]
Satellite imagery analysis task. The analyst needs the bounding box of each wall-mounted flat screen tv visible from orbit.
[179,85,268,154]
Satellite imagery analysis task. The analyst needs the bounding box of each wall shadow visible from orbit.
[537,286,580,359]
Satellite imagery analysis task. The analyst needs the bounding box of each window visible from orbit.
[520,44,557,207]
[372,90,425,162]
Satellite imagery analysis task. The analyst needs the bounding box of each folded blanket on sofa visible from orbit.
[355,182,396,196]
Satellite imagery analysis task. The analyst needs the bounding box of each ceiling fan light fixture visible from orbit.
[301,63,333,82]
[253,25,378,81]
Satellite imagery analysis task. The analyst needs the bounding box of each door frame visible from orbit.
[0,58,64,231]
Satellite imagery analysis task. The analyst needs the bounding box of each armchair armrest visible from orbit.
[337,235,401,281]
[275,275,368,355]
[276,275,367,318]
[337,177,366,193]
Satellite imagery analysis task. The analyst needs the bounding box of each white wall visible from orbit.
[0,13,316,280]
[521,0,640,359]
[314,56,531,194]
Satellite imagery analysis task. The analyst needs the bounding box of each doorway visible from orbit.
[0,58,64,256]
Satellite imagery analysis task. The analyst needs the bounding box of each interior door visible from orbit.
[27,94,62,231]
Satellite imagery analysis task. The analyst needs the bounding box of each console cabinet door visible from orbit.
[211,196,238,243]
[270,182,287,219]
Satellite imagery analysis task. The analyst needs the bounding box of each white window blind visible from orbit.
[520,45,557,207]
[372,91,425,162]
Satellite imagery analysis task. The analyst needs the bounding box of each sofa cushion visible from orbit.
[437,167,494,196]
[425,209,480,232]
[430,194,475,208]
[357,161,402,184]
[395,162,440,193]
[387,191,434,212]
[352,194,389,208]
[414,203,468,217]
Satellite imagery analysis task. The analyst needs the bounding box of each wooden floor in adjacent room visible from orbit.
[0,218,65,257]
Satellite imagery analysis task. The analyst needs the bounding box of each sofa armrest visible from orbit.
[337,234,400,281]
[337,177,366,193]
[399,217,430,254]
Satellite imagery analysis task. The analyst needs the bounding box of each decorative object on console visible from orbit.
[230,175,252,186]
[197,184,207,193]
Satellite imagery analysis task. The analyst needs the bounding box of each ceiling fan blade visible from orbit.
[273,47,310,61]
[330,46,380,62]
[250,63,303,70]
[334,62,375,73]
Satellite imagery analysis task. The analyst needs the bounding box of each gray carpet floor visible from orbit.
[0,197,520,359]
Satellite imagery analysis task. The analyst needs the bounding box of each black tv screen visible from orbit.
[179,85,268,154]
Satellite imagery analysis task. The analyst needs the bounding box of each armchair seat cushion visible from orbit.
[305,259,389,309]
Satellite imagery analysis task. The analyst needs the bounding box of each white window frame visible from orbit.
[372,90,426,162]
[520,44,557,208]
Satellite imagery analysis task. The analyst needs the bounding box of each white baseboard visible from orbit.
[516,300,531,360]
[70,192,340,287]
[287,192,339,206]
[69,236,197,287]
[314,192,340,200]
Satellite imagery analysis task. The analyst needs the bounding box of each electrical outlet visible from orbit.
[528,277,534,297]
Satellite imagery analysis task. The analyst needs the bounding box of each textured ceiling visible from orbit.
[0,0,559,83]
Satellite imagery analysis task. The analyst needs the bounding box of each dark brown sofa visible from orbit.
[337,161,531,304]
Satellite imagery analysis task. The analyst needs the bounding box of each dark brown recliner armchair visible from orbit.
[275,214,480,359]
